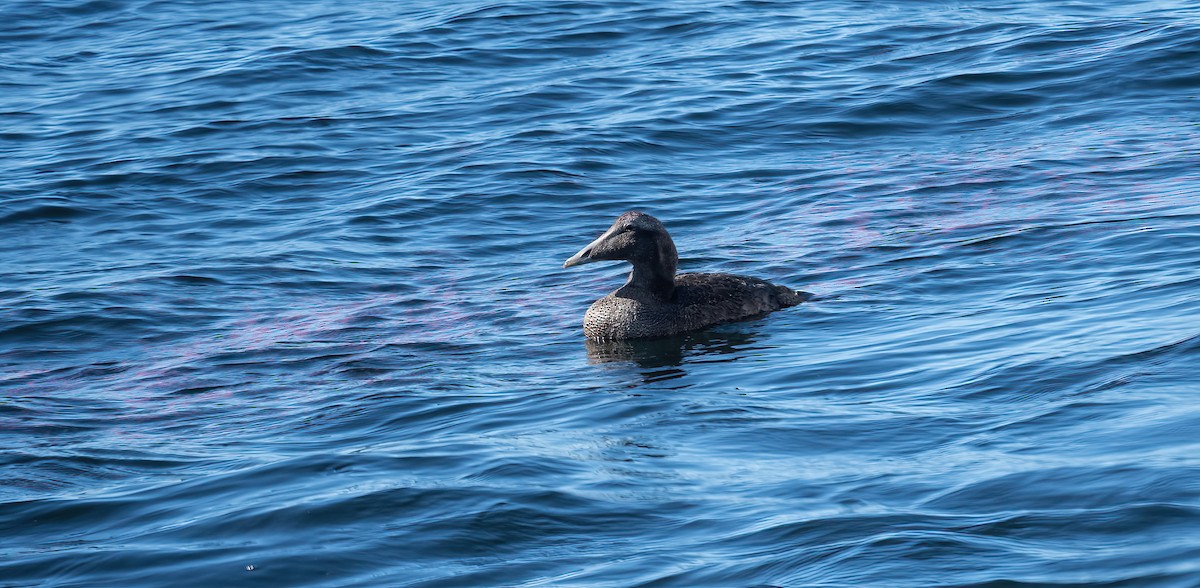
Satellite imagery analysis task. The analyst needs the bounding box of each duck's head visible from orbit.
[563,211,678,277]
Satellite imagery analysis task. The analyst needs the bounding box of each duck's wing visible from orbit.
[672,273,809,330]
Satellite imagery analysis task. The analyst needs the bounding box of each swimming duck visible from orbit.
[563,211,811,339]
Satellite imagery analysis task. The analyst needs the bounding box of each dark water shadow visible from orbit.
[584,328,762,383]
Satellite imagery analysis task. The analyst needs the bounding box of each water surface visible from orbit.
[2,0,1199,586]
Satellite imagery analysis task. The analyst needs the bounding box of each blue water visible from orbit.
[3,0,1200,586]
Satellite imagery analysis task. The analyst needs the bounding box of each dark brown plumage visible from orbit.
[563,211,810,339]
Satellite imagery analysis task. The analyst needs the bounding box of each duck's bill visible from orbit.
[563,227,616,268]
[563,246,597,268]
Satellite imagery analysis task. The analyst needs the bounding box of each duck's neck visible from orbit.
[625,261,675,300]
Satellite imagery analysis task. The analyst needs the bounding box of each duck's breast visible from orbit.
[583,294,677,339]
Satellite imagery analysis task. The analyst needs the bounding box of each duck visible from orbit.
[563,211,811,339]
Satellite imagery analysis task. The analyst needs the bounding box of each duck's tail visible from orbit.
[776,287,814,307]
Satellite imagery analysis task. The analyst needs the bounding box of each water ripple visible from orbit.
[3,0,1200,586]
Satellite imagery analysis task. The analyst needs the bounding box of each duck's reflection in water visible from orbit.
[584,329,761,383]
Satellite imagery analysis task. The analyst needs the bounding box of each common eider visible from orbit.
[563,211,811,340]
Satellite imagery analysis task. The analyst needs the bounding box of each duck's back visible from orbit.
[583,272,810,339]
[674,272,809,327]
